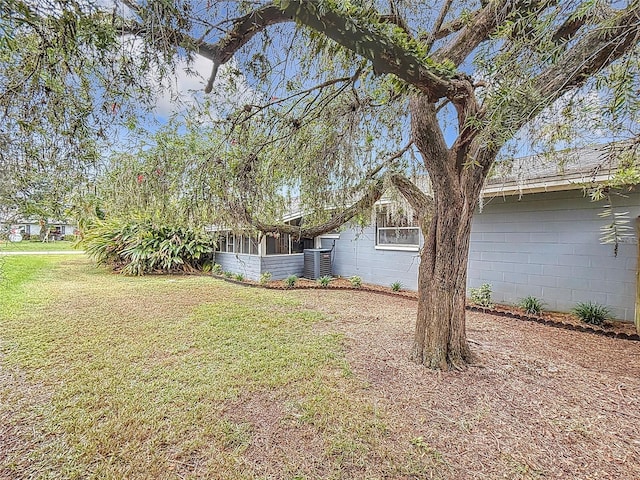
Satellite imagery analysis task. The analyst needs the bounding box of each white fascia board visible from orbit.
[481,173,614,197]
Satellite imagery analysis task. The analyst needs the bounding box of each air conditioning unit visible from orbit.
[303,248,332,279]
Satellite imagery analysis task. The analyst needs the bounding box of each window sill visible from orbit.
[375,245,420,252]
[215,251,259,256]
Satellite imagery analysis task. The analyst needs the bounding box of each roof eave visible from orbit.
[481,172,614,198]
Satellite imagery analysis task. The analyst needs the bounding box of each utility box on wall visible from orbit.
[303,248,332,279]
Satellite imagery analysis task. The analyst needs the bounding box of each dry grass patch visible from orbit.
[1,256,445,479]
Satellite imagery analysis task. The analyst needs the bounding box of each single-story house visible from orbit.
[2,218,77,241]
[214,144,639,321]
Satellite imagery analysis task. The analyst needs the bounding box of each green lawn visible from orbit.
[0,239,76,252]
[0,256,428,479]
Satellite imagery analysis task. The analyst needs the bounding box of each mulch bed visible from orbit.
[294,290,640,479]
[215,275,640,341]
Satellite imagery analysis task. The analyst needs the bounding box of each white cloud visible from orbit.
[94,1,257,119]
[154,56,258,119]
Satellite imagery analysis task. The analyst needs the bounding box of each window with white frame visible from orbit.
[376,209,420,248]
[215,232,259,255]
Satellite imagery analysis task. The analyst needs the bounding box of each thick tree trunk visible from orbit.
[407,96,483,370]
[410,190,475,370]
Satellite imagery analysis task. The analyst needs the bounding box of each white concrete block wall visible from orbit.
[470,189,639,321]
[321,226,420,290]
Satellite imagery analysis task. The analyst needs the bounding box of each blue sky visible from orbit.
[104,1,633,163]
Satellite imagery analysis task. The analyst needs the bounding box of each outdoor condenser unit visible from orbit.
[303,248,332,279]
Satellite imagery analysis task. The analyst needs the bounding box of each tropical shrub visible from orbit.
[234,273,245,281]
[317,275,332,287]
[80,219,215,275]
[212,263,223,275]
[284,274,298,288]
[223,271,233,278]
[572,301,610,326]
[349,275,362,288]
[390,281,402,292]
[518,296,544,315]
[470,283,492,307]
[259,271,272,284]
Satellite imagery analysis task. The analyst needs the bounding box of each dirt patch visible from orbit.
[295,289,640,479]
[0,359,54,479]
[223,391,332,479]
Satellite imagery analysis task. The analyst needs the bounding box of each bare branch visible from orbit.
[353,139,415,188]
[433,0,557,66]
[202,5,291,93]
[380,0,410,34]
[239,70,360,124]
[424,0,455,53]
[114,5,290,93]
[433,0,510,65]
[551,4,614,44]
[432,10,479,41]
[535,5,640,117]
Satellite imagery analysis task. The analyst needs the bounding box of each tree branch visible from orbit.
[202,6,292,93]
[246,138,414,238]
[389,173,434,223]
[114,4,290,93]
[424,0,455,53]
[466,4,640,199]
[200,1,479,102]
[551,4,614,44]
[359,139,415,182]
[118,0,485,103]
[534,5,640,118]
[250,176,386,239]
[238,71,360,124]
[410,96,458,197]
[433,0,557,66]
[431,9,480,41]
[285,1,464,100]
[433,0,511,65]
